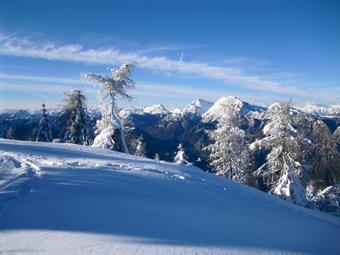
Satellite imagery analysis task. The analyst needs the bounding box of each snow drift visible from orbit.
[0,138,339,255]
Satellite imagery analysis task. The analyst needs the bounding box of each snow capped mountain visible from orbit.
[203,96,243,122]
[120,99,211,120]
[168,99,213,120]
[119,107,144,119]
[202,96,266,122]
[143,104,169,116]
[181,98,213,117]
[1,139,340,254]
[300,103,340,117]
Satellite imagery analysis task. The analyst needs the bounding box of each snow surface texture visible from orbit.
[0,139,340,255]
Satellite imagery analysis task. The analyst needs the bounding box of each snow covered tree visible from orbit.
[206,103,252,183]
[333,126,340,151]
[36,103,53,142]
[174,143,189,164]
[134,135,146,157]
[309,120,337,184]
[81,64,135,152]
[306,184,340,213]
[311,120,336,162]
[59,89,91,145]
[250,102,306,206]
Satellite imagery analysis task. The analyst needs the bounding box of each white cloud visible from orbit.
[0,33,306,95]
[0,73,82,85]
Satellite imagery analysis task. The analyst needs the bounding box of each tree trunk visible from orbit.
[110,96,129,154]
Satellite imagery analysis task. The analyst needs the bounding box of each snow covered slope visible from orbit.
[0,139,339,255]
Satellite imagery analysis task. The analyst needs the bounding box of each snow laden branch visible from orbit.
[81,64,135,153]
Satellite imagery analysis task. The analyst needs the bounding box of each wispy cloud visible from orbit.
[0,73,223,100]
[0,33,307,96]
[0,73,82,85]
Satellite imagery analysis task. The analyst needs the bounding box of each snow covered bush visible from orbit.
[174,143,189,164]
[81,64,135,152]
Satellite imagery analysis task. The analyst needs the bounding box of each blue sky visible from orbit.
[0,0,339,110]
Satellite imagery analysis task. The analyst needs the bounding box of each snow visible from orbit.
[119,106,144,119]
[300,103,340,117]
[1,138,340,255]
[144,104,169,116]
[119,99,212,120]
[202,96,266,123]
[91,125,115,149]
[181,98,213,117]
[203,96,244,122]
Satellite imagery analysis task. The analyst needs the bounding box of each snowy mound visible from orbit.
[1,139,339,255]
[144,104,169,115]
[300,103,340,117]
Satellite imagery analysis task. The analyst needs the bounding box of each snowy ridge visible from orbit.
[119,106,144,119]
[300,103,340,117]
[120,99,212,120]
[0,139,340,255]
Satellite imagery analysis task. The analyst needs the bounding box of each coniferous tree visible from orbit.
[134,135,146,157]
[333,126,340,151]
[59,89,91,145]
[36,103,53,142]
[81,64,135,152]
[309,120,337,185]
[250,102,306,205]
[206,100,252,183]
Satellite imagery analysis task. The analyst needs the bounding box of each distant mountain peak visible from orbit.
[203,96,266,122]
[144,104,169,115]
[181,98,213,117]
